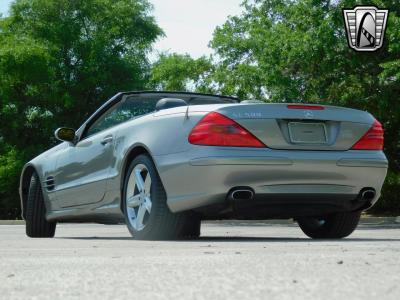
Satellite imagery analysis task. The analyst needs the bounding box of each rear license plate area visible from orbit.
[288,122,327,144]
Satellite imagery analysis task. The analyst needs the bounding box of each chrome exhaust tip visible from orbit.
[230,189,254,201]
[360,189,376,201]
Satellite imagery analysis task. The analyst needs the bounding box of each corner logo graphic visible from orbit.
[343,6,388,52]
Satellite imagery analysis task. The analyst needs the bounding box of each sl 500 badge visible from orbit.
[343,6,388,52]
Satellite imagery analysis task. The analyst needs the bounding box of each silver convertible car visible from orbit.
[20,91,388,240]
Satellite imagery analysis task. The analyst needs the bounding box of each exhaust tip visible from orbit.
[360,189,376,201]
[230,189,254,201]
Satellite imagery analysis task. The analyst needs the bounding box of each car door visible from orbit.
[54,101,124,208]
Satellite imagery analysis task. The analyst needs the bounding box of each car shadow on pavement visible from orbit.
[58,236,133,240]
[57,236,400,242]
[195,236,400,242]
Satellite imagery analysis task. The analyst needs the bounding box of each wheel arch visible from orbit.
[119,144,158,212]
[19,164,37,220]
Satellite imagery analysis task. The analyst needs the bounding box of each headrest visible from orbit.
[155,98,187,111]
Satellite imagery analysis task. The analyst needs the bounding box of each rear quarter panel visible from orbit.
[105,107,207,193]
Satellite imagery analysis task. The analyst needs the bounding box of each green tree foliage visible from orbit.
[150,53,213,92]
[0,0,162,218]
[0,142,24,219]
[208,0,400,213]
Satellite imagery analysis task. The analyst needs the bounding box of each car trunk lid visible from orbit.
[215,103,375,151]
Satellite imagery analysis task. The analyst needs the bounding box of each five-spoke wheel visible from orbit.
[125,164,152,231]
[122,154,201,240]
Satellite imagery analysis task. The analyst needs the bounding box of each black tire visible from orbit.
[297,211,361,239]
[25,174,56,238]
[180,213,201,239]
[122,154,200,240]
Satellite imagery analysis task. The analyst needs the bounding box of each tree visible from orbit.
[0,141,24,219]
[208,0,400,213]
[149,53,213,92]
[0,0,162,218]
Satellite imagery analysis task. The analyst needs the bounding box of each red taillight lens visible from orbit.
[287,104,325,110]
[351,120,384,150]
[188,112,266,147]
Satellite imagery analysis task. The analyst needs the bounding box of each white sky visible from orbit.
[0,0,244,59]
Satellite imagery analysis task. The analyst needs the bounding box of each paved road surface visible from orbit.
[0,222,399,300]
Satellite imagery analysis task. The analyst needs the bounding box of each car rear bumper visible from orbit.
[154,147,388,216]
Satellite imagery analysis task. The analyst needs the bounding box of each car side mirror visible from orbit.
[55,127,76,143]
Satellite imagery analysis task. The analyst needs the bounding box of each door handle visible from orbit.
[101,136,114,145]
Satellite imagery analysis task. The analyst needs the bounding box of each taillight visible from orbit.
[188,112,266,147]
[351,120,384,150]
[287,104,325,110]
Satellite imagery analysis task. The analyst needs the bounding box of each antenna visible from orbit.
[185,104,189,120]
[185,97,195,120]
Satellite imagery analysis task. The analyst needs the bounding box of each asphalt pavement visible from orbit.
[0,222,399,300]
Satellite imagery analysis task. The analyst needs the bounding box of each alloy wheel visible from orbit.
[125,164,152,231]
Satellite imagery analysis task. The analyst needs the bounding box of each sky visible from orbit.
[0,0,244,59]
